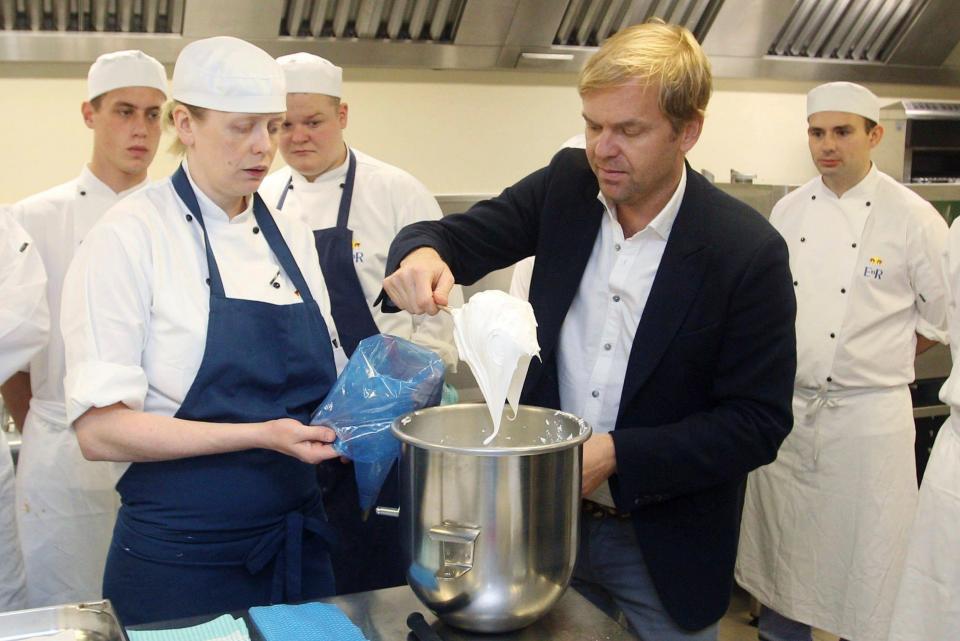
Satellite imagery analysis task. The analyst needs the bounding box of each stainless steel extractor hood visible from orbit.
[0,0,959,86]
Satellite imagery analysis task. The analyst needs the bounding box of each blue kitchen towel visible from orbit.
[126,614,250,641]
[248,603,369,641]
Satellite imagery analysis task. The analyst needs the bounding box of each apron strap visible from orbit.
[251,193,317,304]
[276,176,293,211]
[336,149,358,229]
[171,164,226,297]
[244,509,339,603]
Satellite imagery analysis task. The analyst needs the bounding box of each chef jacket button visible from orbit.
[185,214,193,222]
[272,282,281,289]
[591,390,600,398]
[252,226,260,234]
[852,243,857,248]
[604,343,612,351]
[830,332,836,338]
[612,295,621,302]
[793,280,798,286]
[615,243,622,251]
[811,195,816,200]
[841,288,846,294]
[800,237,805,242]
[205,278,210,285]
[827,376,833,382]
[79,190,87,196]
[339,183,345,189]
[866,201,871,207]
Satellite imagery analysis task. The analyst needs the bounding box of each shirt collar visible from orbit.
[596,166,687,241]
[181,159,254,224]
[288,144,350,188]
[816,163,881,202]
[79,165,148,200]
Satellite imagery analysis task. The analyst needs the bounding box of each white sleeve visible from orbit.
[509,257,535,301]
[395,175,461,369]
[61,219,152,425]
[0,211,49,382]
[908,204,950,343]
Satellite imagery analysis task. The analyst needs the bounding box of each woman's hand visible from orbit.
[265,418,340,464]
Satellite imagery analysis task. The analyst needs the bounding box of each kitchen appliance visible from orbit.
[0,600,127,641]
[875,101,960,183]
[390,404,591,633]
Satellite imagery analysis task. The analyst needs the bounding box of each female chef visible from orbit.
[60,36,346,625]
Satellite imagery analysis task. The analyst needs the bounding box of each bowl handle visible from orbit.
[428,522,481,580]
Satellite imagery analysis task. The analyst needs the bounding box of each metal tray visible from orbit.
[0,600,128,641]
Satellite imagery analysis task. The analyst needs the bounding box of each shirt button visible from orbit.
[591,390,600,398]
[252,226,260,234]
[604,343,612,351]
[185,214,193,222]
[614,244,622,251]
[612,295,621,302]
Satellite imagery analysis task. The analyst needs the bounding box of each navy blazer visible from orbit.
[384,149,797,630]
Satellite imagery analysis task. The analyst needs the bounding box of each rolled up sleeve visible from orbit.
[61,219,152,425]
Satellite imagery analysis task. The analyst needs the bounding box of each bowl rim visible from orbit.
[390,403,593,456]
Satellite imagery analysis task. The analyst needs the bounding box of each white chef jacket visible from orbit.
[886,217,960,641]
[260,147,458,367]
[558,169,686,506]
[8,167,146,424]
[772,164,948,390]
[61,162,343,453]
[736,165,949,641]
[0,210,47,612]
[0,210,49,382]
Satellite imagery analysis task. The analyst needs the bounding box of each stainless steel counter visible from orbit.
[133,585,633,641]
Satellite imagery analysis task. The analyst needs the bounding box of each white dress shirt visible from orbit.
[9,167,145,424]
[0,210,48,383]
[260,147,459,367]
[559,169,687,505]
[61,162,342,434]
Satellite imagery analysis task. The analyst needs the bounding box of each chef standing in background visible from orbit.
[886,214,960,641]
[0,50,167,608]
[0,211,48,612]
[736,81,950,641]
[259,52,459,595]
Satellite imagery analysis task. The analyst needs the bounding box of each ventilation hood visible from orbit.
[1,0,959,86]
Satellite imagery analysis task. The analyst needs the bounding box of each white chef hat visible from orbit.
[277,53,343,97]
[172,36,286,113]
[806,81,880,123]
[87,50,168,101]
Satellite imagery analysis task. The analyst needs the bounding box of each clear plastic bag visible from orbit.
[310,334,446,511]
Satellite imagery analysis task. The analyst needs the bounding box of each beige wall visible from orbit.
[2,64,960,204]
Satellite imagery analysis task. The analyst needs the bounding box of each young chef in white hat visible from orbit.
[0,211,48,612]
[258,52,458,594]
[60,36,346,625]
[887,221,960,641]
[0,49,167,608]
[735,81,950,641]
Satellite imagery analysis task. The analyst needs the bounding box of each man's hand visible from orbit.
[382,247,455,315]
[582,433,617,497]
[266,418,340,465]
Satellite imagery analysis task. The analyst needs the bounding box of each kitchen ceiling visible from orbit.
[0,0,959,86]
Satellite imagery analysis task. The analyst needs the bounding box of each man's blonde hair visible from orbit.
[579,20,712,132]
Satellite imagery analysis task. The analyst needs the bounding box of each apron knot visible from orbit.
[243,504,338,604]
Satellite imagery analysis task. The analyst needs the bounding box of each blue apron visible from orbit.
[104,166,339,626]
[276,150,404,594]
